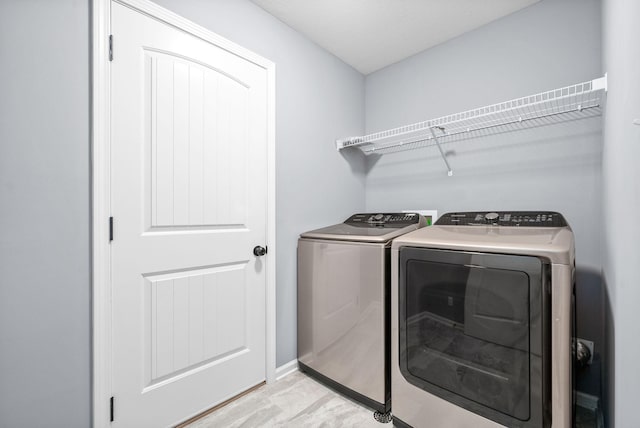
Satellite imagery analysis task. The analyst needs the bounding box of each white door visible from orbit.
[110,2,268,426]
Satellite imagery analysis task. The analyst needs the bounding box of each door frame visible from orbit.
[91,0,277,425]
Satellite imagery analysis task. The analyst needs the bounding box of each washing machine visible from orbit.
[297,213,427,413]
[391,211,575,428]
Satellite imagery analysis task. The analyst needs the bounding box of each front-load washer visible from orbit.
[391,211,575,428]
[297,213,426,413]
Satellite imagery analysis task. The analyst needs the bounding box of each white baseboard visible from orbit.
[275,359,299,381]
[576,391,599,411]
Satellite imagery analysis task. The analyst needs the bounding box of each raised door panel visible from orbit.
[146,51,249,230]
[144,264,249,388]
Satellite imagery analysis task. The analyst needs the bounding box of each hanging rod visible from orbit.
[336,75,607,174]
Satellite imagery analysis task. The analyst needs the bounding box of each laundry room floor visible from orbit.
[183,370,599,428]
[184,370,383,427]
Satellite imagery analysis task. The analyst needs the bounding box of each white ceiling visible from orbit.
[250,0,540,74]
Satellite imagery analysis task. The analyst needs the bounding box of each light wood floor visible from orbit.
[185,370,386,428]
[184,370,599,428]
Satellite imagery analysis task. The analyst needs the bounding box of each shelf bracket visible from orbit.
[429,126,453,176]
[592,73,607,92]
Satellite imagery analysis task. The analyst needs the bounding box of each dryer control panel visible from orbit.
[345,212,422,227]
[436,211,568,227]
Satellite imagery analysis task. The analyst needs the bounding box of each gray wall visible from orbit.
[602,0,640,426]
[152,0,366,367]
[0,1,91,427]
[5,0,634,426]
[0,0,364,426]
[364,0,604,397]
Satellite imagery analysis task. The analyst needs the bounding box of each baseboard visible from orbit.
[576,391,599,411]
[275,359,298,381]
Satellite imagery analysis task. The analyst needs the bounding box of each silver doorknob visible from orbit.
[253,246,267,257]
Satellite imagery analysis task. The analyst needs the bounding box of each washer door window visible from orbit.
[399,248,550,428]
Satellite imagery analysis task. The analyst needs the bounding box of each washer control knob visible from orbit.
[485,212,500,223]
[373,214,384,220]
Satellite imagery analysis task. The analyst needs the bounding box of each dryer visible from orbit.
[391,211,575,428]
[298,213,426,413]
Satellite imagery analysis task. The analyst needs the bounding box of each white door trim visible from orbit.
[91,1,276,426]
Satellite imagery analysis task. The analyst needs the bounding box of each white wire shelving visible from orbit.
[336,75,608,176]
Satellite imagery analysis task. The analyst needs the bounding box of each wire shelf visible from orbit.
[336,76,607,166]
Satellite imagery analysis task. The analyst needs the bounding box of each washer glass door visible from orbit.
[398,248,549,428]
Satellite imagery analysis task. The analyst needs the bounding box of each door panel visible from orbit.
[145,50,250,229]
[142,264,249,387]
[111,2,268,426]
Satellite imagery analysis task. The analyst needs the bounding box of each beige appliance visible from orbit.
[391,211,575,428]
[298,213,426,413]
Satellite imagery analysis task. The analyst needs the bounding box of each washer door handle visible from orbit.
[253,246,267,257]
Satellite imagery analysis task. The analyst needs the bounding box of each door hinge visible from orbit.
[109,217,114,242]
[109,35,113,61]
[110,396,115,422]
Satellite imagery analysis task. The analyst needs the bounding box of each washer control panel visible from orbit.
[345,212,421,227]
[435,211,568,227]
